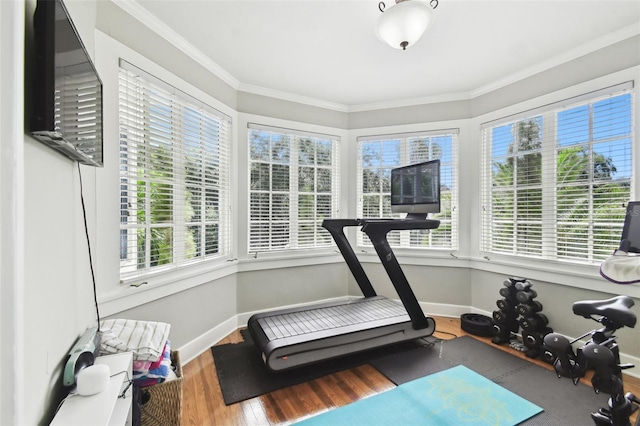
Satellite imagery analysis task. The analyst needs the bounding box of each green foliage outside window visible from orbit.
[487,91,632,262]
[359,134,456,249]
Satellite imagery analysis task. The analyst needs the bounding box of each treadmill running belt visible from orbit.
[257,298,408,341]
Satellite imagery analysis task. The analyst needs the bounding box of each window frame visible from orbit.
[355,129,459,252]
[118,60,233,282]
[246,123,342,255]
[480,82,635,266]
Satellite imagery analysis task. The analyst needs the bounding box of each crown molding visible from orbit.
[347,91,472,113]
[470,23,640,99]
[110,0,240,90]
[238,83,350,113]
[111,1,639,114]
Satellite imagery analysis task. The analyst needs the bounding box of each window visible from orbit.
[356,130,458,249]
[248,124,340,253]
[119,60,232,279]
[480,83,634,264]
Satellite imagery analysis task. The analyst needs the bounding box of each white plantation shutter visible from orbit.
[119,60,231,279]
[356,129,459,250]
[248,124,340,253]
[480,82,634,264]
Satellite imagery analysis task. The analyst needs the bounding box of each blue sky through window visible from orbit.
[557,93,632,180]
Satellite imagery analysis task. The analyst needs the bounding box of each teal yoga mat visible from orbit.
[295,365,543,426]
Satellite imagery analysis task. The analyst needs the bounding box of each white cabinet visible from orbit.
[50,352,133,426]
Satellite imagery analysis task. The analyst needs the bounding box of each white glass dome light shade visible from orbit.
[375,0,434,50]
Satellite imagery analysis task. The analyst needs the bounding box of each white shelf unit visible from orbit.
[51,352,133,426]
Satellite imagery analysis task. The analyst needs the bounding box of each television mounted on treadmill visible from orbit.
[390,159,440,220]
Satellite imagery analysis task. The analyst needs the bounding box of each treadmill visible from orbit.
[247,217,440,372]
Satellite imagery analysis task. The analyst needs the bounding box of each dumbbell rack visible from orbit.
[492,277,553,359]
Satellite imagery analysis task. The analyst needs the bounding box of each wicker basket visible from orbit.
[140,351,183,426]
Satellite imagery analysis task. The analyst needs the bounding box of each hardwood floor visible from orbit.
[180,316,640,425]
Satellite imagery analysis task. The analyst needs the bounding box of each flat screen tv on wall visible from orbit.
[30,0,103,167]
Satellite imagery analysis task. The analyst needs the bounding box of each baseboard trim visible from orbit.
[177,316,239,365]
[175,299,640,380]
[176,298,470,363]
[176,296,354,364]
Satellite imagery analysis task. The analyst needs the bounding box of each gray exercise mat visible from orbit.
[370,336,611,426]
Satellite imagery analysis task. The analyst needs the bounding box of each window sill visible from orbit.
[100,259,238,317]
[239,249,344,272]
[356,247,464,267]
[469,254,640,298]
[239,247,464,271]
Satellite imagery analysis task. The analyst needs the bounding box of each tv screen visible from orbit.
[30,0,103,167]
[391,159,440,219]
[620,202,640,253]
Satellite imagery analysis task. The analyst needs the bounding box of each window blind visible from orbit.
[119,60,232,279]
[356,129,459,250]
[480,83,634,263]
[248,123,340,253]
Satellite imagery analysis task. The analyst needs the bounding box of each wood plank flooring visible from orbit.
[180,316,640,425]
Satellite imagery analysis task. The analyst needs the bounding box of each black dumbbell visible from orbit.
[520,313,548,331]
[516,288,537,303]
[499,287,515,298]
[493,309,519,324]
[492,322,508,336]
[523,330,540,350]
[496,298,515,311]
[522,332,542,358]
[514,280,532,291]
[492,310,509,324]
[523,327,554,350]
[491,323,516,344]
[522,330,543,349]
[516,301,543,317]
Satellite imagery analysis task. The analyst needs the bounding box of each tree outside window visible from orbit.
[482,90,632,263]
[248,126,340,253]
[357,131,458,250]
[119,64,231,279]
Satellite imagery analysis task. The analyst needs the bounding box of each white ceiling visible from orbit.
[126,0,640,110]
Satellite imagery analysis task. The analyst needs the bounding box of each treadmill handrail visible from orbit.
[360,218,440,231]
[322,219,377,297]
[361,218,440,330]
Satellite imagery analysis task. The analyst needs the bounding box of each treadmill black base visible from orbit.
[248,296,435,372]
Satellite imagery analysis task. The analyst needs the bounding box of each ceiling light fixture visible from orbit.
[375,0,438,50]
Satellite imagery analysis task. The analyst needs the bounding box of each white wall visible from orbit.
[22,139,100,425]
[1,1,25,424]
[18,1,103,424]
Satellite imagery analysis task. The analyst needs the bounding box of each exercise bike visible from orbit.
[541,295,638,425]
[583,343,640,426]
[542,295,636,390]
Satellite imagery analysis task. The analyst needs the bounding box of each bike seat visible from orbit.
[572,295,636,328]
